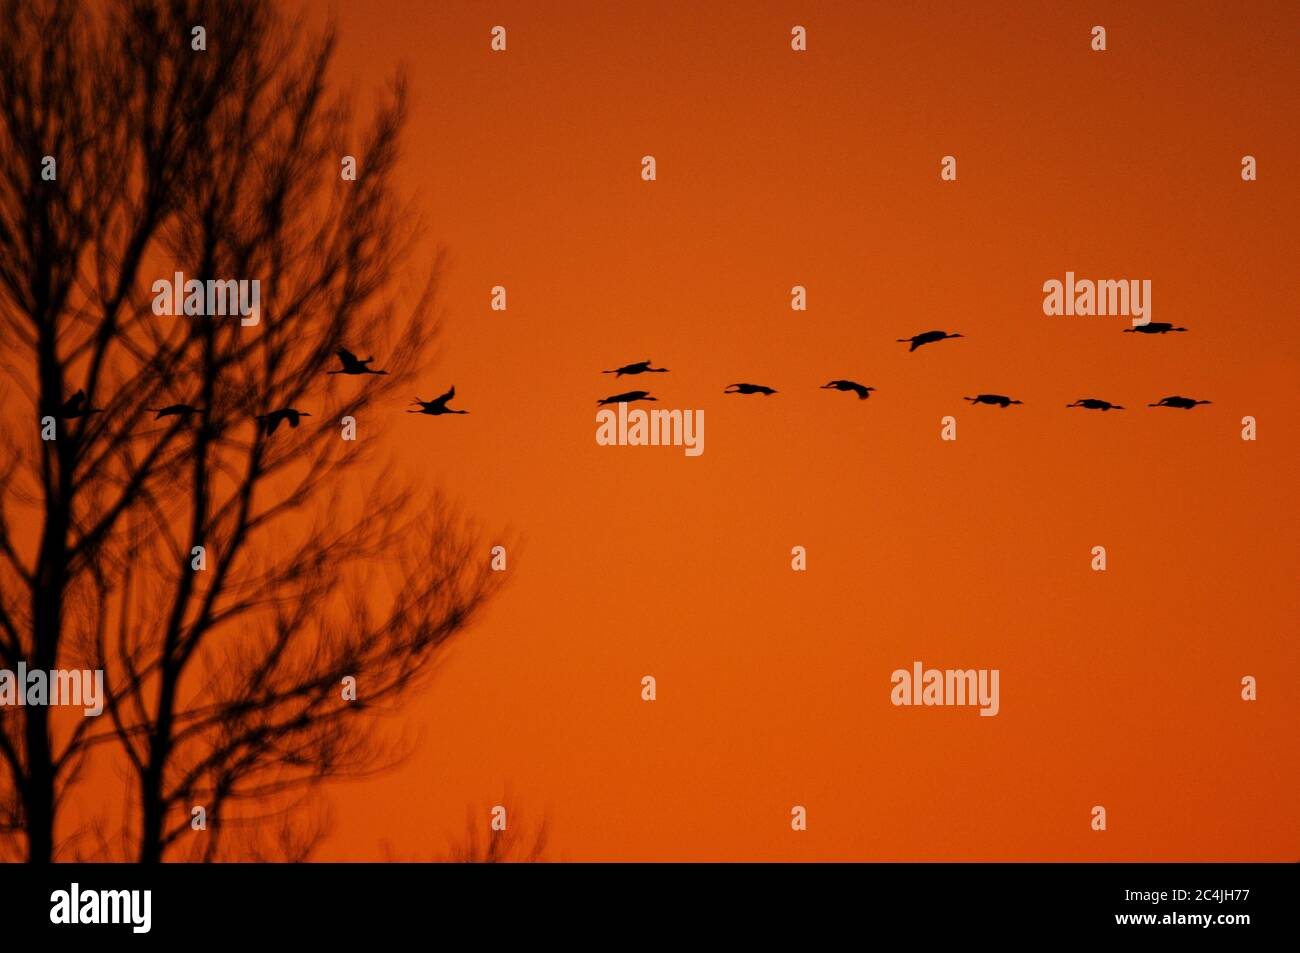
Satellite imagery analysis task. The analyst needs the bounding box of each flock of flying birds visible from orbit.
[43,322,1210,436]
[595,323,1211,412]
[44,348,468,436]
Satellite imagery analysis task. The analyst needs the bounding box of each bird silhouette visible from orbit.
[53,389,102,418]
[603,360,668,377]
[964,394,1022,408]
[409,386,468,415]
[1067,398,1124,411]
[821,380,875,400]
[1123,322,1186,335]
[256,408,311,434]
[328,347,388,375]
[149,403,203,420]
[1149,396,1210,409]
[725,383,777,395]
[897,330,963,352]
[597,390,657,405]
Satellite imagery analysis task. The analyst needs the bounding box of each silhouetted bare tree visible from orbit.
[381,794,551,863]
[0,0,501,862]
[443,798,550,863]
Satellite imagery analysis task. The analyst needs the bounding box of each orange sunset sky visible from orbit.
[279,0,1300,860]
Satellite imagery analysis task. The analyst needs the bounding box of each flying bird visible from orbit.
[409,386,468,415]
[964,394,1022,408]
[1067,398,1124,411]
[1123,323,1186,335]
[150,403,203,420]
[256,408,311,434]
[54,390,102,418]
[821,380,875,400]
[724,383,777,395]
[603,360,668,377]
[328,347,388,375]
[597,390,657,405]
[897,330,963,352]
[1149,396,1210,409]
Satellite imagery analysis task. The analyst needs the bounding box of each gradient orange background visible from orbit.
[305,0,1297,859]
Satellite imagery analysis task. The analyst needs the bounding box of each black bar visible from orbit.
[0,862,1291,940]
